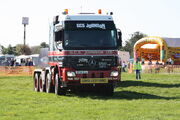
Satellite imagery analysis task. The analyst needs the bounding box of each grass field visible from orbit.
[0,73,180,120]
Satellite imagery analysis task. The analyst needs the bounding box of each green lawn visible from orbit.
[0,73,180,120]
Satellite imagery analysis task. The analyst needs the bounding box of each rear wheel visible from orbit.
[34,73,39,92]
[55,73,66,95]
[39,74,46,92]
[46,73,54,93]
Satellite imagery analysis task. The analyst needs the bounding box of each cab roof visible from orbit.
[60,14,113,21]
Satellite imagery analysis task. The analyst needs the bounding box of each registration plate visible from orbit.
[80,78,108,84]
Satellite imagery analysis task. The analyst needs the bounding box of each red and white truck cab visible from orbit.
[33,9,122,96]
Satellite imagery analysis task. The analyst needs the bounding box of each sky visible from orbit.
[0,0,180,47]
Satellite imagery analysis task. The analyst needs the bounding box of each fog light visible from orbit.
[110,71,119,77]
[67,71,76,77]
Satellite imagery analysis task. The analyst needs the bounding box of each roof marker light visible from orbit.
[65,9,68,14]
[63,9,68,15]
[98,9,102,14]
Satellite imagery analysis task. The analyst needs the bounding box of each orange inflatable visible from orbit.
[134,36,180,64]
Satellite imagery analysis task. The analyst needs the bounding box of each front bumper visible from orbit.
[60,68,120,85]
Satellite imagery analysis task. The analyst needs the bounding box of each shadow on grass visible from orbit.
[118,80,180,88]
[113,90,179,100]
[68,90,179,100]
[67,80,180,100]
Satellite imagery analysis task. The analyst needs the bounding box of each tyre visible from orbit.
[105,84,114,96]
[39,74,46,92]
[34,73,39,92]
[54,73,66,95]
[46,73,54,93]
[100,84,114,96]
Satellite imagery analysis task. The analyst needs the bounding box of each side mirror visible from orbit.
[55,30,63,42]
[53,16,59,25]
[117,29,122,47]
[54,23,63,42]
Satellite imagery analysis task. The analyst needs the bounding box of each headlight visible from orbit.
[67,71,76,77]
[110,71,119,77]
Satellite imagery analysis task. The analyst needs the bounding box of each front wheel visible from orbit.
[55,73,66,95]
[105,84,114,96]
[99,84,114,96]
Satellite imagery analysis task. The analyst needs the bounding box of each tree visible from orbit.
[123,31,147,58]
[31,46,40,54]
[23,45,32,55]
[1,46,7,54]
[16,44,31,55]
[40,42,49,48]
[2,44,16,55]
[15,44,24,55]
[0,45,2,54]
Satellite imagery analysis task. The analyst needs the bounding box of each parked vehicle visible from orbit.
[33,9,122,96]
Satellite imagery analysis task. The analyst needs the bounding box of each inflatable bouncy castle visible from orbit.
[134,36,180,64]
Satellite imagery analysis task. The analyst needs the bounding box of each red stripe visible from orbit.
[48,62,58,66]
[48,50,118,56]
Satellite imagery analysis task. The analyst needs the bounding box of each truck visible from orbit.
[33,9,122,96]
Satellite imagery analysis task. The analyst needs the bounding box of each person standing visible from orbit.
[28,59,34,66]
[141,58,145,65]
[10,58,15,66]
[122,61,126,72]
[155,60,160,73]
[133,58,142,80]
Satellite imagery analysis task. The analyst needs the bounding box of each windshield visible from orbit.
[63,30,117,50]
[60,21,118,50]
